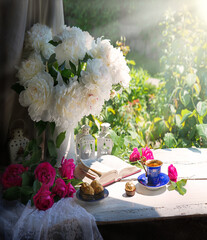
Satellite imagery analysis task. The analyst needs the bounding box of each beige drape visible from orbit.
[0,0,64,165]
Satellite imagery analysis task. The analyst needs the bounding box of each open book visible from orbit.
[74,155,141,186]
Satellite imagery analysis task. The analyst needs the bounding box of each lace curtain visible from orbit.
[0,0,64,165]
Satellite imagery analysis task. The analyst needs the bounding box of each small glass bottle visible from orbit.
[97,123,113,158]
[79,125,95,160]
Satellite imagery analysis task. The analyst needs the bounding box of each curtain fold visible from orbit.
[0,0,64,165]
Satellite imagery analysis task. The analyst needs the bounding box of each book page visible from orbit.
[97,155,139,178]
[81,159,113,173]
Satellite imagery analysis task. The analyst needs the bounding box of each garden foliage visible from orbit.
[76,9,207,159]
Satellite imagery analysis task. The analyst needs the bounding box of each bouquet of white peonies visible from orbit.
[15,23,131,129]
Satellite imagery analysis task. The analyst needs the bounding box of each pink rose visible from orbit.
[2,164,28,189]
[59,157,75,180]
[34,162,56,187]
[129,148,141,162]
[33,185,54,211]
[142,147,154,160]
[52,178,67,198]
[66,182,76,198]
[168,164,178,182]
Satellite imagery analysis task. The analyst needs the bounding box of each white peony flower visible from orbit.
[80,58,111,90]
[53,26,71,42]
[53,78,84,127]
[55,27,94,67]
[41,43,55,60]
[89,38,131,87]
[17,53,45,86]
[79,59,112,117]
[25,23,54,59]
[19,72,54,122]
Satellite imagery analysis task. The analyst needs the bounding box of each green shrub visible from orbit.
[158,9,207,147]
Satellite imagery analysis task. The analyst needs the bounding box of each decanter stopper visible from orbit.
[97,123,113,158]
[79,125,95,160]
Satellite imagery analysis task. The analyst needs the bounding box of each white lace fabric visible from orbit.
[0,196,103,240]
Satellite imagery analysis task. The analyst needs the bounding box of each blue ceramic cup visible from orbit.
[145,160,163,186]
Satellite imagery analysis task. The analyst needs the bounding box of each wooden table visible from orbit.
[74,148,207,240]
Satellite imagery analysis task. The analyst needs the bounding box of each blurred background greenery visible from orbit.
[63,0,207,156]
[63,0,206,75]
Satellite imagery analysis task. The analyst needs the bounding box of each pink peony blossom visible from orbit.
[2,164,28,189]
[142,147,154,160]
[129,148,141,162]
[33,185,54,211]
[59,157,75,180]
[66,182,76,198]
[34,162,56,187]
[52,178,68,198]
[168,164,178,182]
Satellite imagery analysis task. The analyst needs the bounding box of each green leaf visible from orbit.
[176,185,187,195]
[20,186,33,195]
[164,133,177,147]
[196,124,207,140]
[47,140,57,158]
[82,53,93,62]
[49,40,62,46]
[114,84,122,91]
[61,68,73,78]
[3,186,20,201]
[196,101,207,117]
[35,121,47,136]
[77,60,82,77]
[168,184,176,191]
[168,181,177,191]
[33,179,41,193]
[21,172,34,186]
[109,130,120,146]
[180,110,192,124]
[49,122,56,136]
[56,131,66,148]
[30,147,42,164]
[11,83,25,94]
[67,178,83,186]
[178,179,187,187]
[69,61,76,74]
[20,186,34,204]
[179,89,191,106]
[48,53,56,65]
[50,157,57,167]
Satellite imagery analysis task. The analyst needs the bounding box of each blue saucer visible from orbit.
[138,173,169,190]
